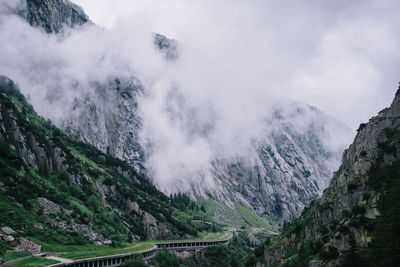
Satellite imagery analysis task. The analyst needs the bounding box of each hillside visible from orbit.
[265,85,400,266]
[0,76,220,258]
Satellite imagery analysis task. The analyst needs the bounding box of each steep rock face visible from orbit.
[62,78,145,171]
[0,76,69,175]
[265,87,400,266]
[209,103,346,221]
[19,0,89,33]
[154,33,179,60]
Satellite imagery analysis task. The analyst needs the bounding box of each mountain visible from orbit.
[0,75,219,256]
[208,102,347,221]
[17,0,89,33]
[62,77,146,172]
[265,86,400,266]
[4,0,351,225]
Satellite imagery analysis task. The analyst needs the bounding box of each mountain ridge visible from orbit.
[265,85,400,266]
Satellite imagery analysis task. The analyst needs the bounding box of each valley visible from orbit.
[0,0,399,266]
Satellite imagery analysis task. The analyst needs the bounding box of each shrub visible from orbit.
[347,180,360,192]
[0,239,9,258]
[319,246,339,260]
[351,205,366,216]
[151,248,180,267]
[122,254,148,267]
[338,224,349,234]
[342,209,352,219]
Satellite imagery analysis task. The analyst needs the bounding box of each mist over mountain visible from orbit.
[0,0,356,222]
[265,83,400,267]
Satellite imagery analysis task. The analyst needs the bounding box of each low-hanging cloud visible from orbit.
[1,0,399,194]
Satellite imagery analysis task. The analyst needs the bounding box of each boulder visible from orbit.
[6,235,17,247]
[309,260,324,267]
[1,226,16,235]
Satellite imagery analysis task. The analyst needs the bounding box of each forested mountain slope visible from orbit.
[0,76,218,257]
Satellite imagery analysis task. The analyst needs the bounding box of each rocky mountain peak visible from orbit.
[20,0,90,33]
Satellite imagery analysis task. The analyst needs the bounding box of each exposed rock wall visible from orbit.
[265,87,400,266]
[20,0,89,33]
[209,103,347,221]
[62,78,146,171]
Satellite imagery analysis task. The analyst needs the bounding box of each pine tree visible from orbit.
[341,232,364,267]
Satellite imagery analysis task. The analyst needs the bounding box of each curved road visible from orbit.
[46,232,233,267]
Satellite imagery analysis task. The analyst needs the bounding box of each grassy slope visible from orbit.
[198,198,280,232]
[10,257,58,267]
[59,243,155,260]
[2,252,29,262]
[0,79,220,259]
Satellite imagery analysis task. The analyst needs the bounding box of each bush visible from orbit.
[342,209,352,219]
[351,205,366,216]
[347,180,360,192]
[319,246,339,260]
[122,254,148,267]
[254,244,265,257]
[151,248,180,267]
[338,224,349,234]
[0,239,9,258]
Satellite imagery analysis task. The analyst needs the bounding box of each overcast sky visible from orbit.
[72,0,400,130]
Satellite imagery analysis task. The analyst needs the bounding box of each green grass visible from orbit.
[67,146,106,176]
[30,238,132,253]
[46,231,231,260]
[198,198,247,227]
[59,243,155,260]
[197,198,280,231]
[235,204,273,229]
[147,231,232,243]
[2,252,29,262]
[11,257,59,267]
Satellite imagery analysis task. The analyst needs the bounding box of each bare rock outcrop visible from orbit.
[265,87,400,266]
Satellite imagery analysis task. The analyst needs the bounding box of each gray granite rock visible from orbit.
[1,226,16,235]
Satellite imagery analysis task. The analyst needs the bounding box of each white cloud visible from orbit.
[1,0,399,193]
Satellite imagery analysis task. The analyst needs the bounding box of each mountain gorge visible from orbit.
[265,86,400,266]
[0,0,353,226]
[0,1,398,267]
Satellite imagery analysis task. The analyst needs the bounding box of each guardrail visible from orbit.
[47,233,233,267]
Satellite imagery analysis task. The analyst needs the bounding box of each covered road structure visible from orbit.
[47,233,233,267]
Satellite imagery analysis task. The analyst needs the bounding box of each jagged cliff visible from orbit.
[209,102,345,221]
[18,0,89,33]
[265,86,400,266]
[62,77,146,171]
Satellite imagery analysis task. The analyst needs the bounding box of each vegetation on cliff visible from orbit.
[265,87,400,266]
[0,77,220,259]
